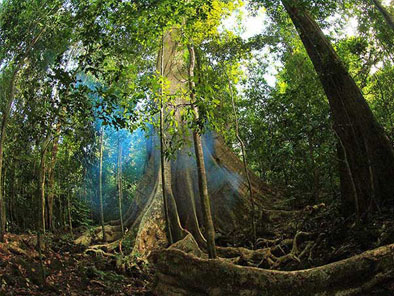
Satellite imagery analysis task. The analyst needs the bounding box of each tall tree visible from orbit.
[188,45,217,259]
[38,137,50,234]
[99,127,106,241]
[228,77,256,244]
[281,0,394,216]
[0,69,19,240]
[159,33,173,245]
[117,136,125,236]
[75,1,272,257]
[47,124,61,231]
[0,0,73,240]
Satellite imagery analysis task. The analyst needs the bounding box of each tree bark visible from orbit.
[281,0,394,215]
[0,69,18,241]
[117,137,125,236]
[188,45,217,259]
[38,137,50,234]
[99,127,106,242]
[47,124,61,231]
[67,190,73,236]
[9,167,15,227]
[159,33,173,245]
[76,30,274,257]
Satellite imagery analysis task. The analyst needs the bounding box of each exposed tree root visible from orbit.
[149,238,394,296]
[84,247,116,259]
[215,231,313,269]
[75,225,122,246]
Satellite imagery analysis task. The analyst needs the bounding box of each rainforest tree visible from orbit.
[1,0,394,294]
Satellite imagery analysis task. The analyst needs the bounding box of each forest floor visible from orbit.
[0,233,153,296]
[1,204,394,295]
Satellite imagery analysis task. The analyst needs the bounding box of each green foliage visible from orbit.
[1,0,394,232]
[240,44,337,206]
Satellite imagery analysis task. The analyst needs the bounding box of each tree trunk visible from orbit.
[117,137,125,236]
[47,124,60,232]
[188,45,217,259]
[76,30,274,256]
[67,191,73,236]
[90,187,94,221]
[0,24,47,241]
[99,127,106,242]
[281,0,394,215]
[59,195,65,228]
[40,158,46,234]
[38,137,50,234]
[228,75,257,245]
[9,167,15,227]
[0,69,18,241]
[371,0,394,31]
[2,168,6,228]
[307,132,320,203]
[159,34,173,245]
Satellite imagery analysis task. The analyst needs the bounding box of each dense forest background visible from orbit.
[0,0,394,295]
[1,0,393,233]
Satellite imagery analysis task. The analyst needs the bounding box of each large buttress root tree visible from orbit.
[76,30,273,254]
[281,0,394,216]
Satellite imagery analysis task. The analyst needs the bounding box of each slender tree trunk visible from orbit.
[188,45,217,259]
[47,124,60,231]
[227,77,256,245]
[63,196,67,228]
[2,168,6,228]
[0,26,47,241]
[83,168,87,204]
[64,147,73,237]
[37,231,46,285]
[99,127,106,241]
[39,138,50,234]
[59,195,65,228]
[371,0,394,30]
[90,187,94,221]
[117,137,125,236]
[282,0,394,215]
[9,167,15,227]
[14,173,19,228]
[36,138,50,286]
[0,69,18,241]
[307,132,320,203]
[40,161,46,234]
[67,190,73,236]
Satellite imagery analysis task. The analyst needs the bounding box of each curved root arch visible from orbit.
[150,236,394,296]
